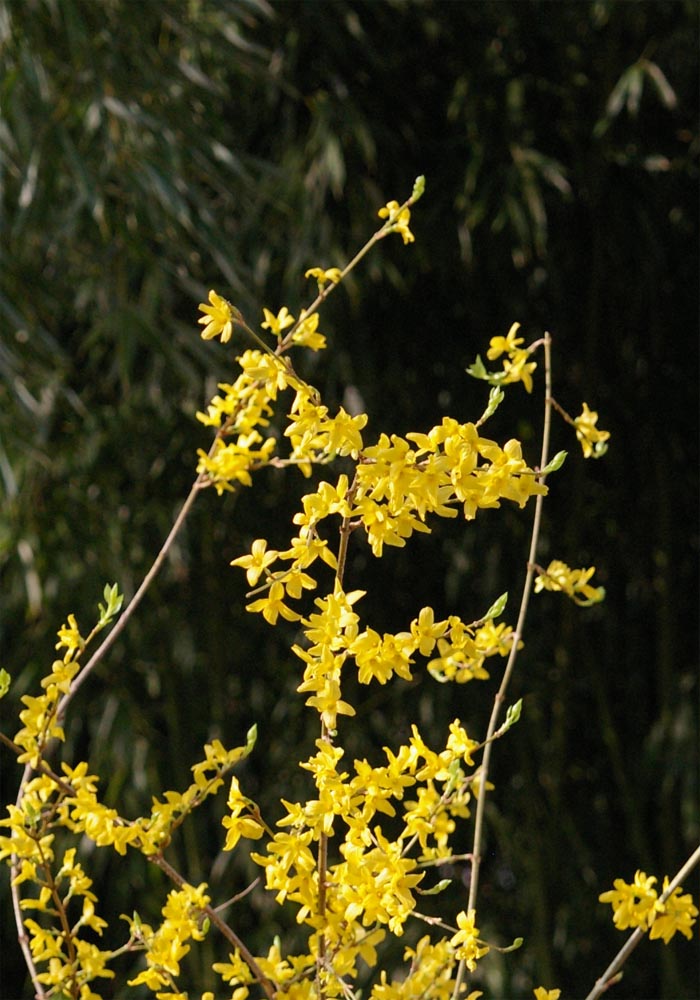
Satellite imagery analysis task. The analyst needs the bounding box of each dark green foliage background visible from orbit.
[1,1,698,997]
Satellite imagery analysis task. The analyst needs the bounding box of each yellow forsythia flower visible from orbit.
[378,200,415,244]
[574,402,610,458]
[534,560,605,606]
[534,990,561,1000]
[305,266,343,288]
[449,909,489,970]
[261,306,294,336]
[650,878,699,943]
[487,322,524,360]
[485,322,537,392]
[198,289,235,343]
[230,538,279,587]
[599,870,698,943]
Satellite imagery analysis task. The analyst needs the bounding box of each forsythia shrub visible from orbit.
[1,178,697,1000]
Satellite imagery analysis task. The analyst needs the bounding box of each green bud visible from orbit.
[485,592,508,620]
[411,175,426,201]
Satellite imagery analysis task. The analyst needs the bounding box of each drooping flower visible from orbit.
[305,266,343,289]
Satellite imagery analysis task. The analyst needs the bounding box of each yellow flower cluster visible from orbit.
[534,560,605,606]
[126,882,211,994]
[2,598,257,999]
[373,935,484,1000]
[486,322,538,393]
[230,410,547,626]
[0,798,116,1000]
[599,870,698,944]
[195,348,286,494]
[214,714,488,998]
[2,186,625,1000]
[290,588,515,729]
[11,613,88,766]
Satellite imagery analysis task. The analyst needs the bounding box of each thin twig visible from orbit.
[584,842,700,1000]
[453,333,553,1000]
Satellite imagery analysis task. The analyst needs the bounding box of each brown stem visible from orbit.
[149,854,276,1000]
[453,334,553,1000]
[584,842,700,1000]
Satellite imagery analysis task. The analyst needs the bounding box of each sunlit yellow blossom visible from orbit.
[574,402,610,458]
[487,322,524,360]
[261,306,295,337]
[198,290,236,343]
[501,348,537,393]
[292,311,327,351]
[305,266,343,288]
[650,878,698,943]
[221,776,264,851]
[246,580,301,625]
[446,720,478,765]
[410,606,448,656]
[534,560,605,606]
[378,200,415,244]
[600,870,698,944]
[55,613,84,658]
[196,434,276,494]
[534,989,561,1000]
[128,882,211,990]
[599,869,659,931]
[286,396,368,464]
[449,909,489,970]
[230,539,280,587]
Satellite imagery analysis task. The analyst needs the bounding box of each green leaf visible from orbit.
[246,723,258,753]
[502,937,524,953]
[484,592,508,620]
[541,450,567,475]
[466,355,507,387]
[494,699,523,739]
[504,699,522,730]
[97,582,124,628]
[574,587,606,607]
[418,878,452,895]
[466,355,488,380]
[479,385,505,423]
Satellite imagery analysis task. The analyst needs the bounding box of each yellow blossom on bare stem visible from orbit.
[261,305,295,337]
[198,290,236,343]
[378,200,415,244]
[574,401,610,458]
[534,560,605,606]
[599,870,698,942]
[305,266,343,290]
